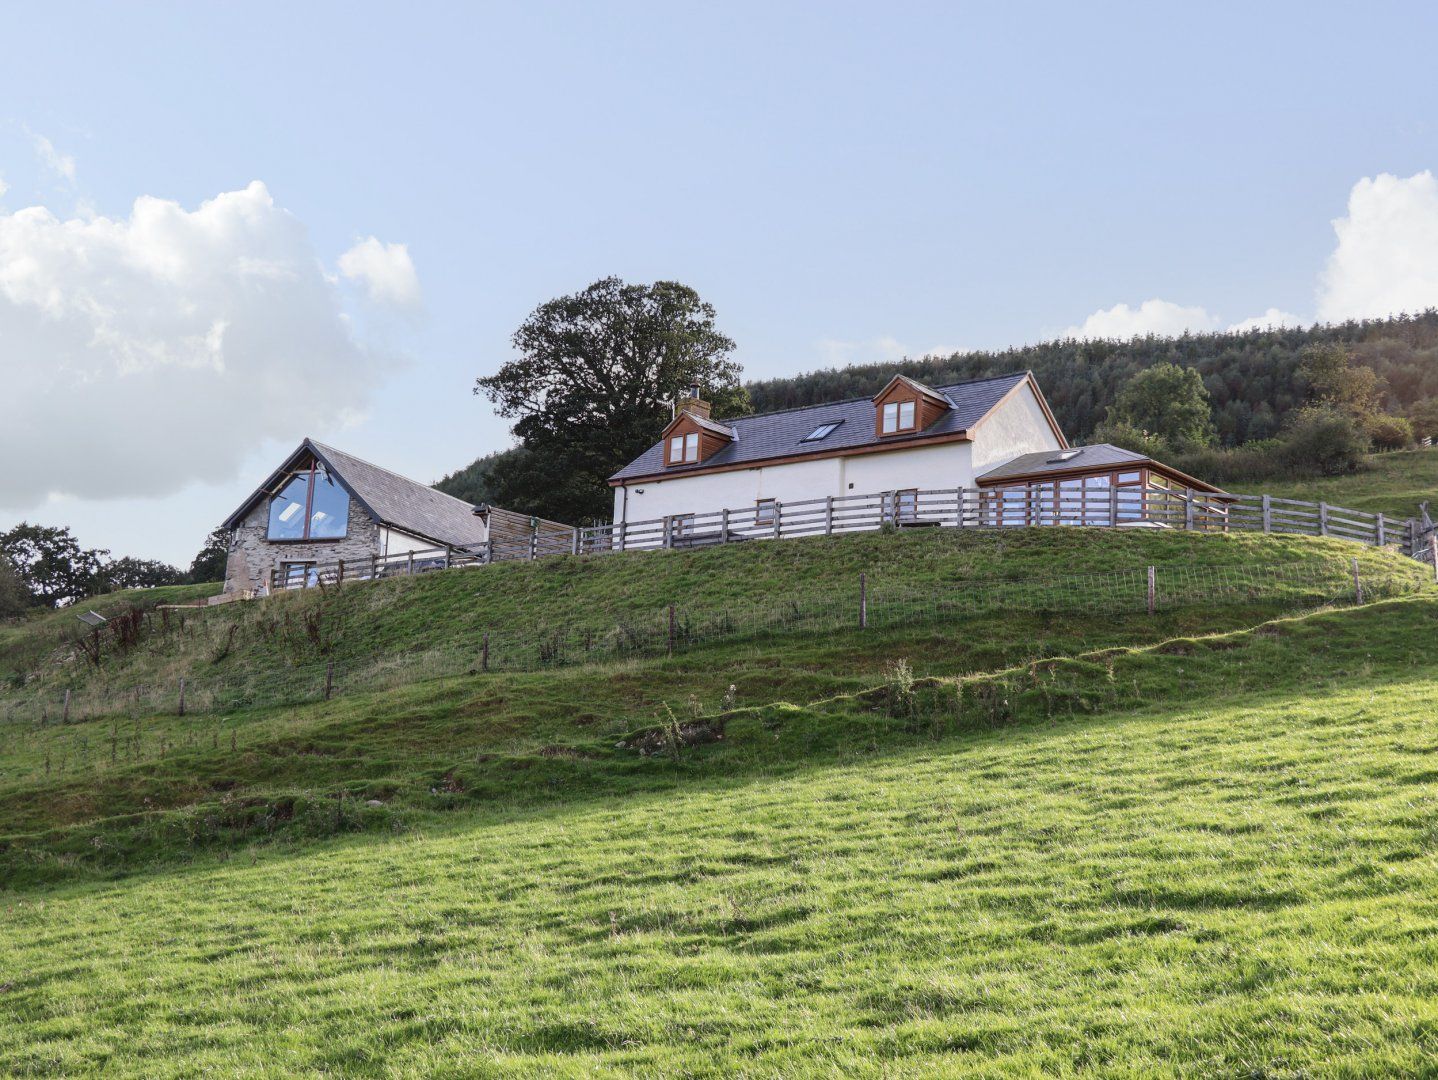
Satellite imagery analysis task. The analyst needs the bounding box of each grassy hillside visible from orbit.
[3,529,1437,1073]
[1224,445,1438,520]
[4,595,1438,1074]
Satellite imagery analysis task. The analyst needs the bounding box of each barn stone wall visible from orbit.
[224,497,379,593]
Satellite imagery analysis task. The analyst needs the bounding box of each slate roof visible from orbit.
[976,443,1149,482]
[611,372,1036,482]
[223,439,490,549]
[976,442,1227,493]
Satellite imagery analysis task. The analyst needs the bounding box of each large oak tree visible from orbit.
[474,278,749,523]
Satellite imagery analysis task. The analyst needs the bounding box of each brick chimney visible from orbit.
[676,387,711,420]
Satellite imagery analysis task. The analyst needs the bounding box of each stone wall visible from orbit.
[224,496,380,593]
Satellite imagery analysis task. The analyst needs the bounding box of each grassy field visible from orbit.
[3,529,1438,1074]
[1225,445,1438,519]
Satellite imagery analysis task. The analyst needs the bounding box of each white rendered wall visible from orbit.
[379,526,472,556]
[970,383,1063,472]
[614,443,974,523]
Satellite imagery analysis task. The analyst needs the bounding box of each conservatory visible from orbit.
[974,443,1231,529]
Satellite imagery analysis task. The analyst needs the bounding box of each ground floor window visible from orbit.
[980,467,1224,527]
[755,498,777,525]
[280,560,317,588]
[885,488,918,523]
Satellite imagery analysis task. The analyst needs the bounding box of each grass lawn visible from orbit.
[2,598,1438,1075]
[1225,445,1438,520]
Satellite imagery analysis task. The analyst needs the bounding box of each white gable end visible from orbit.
[969,382,1063,473]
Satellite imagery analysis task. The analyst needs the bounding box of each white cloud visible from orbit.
[29,130,76,184]
[1226,308,1304,333]
[0,174,8,199]
[0,180,395,509]
[1317,170,1438,322]
[338,235,421,308]
[1060,299,1218,341]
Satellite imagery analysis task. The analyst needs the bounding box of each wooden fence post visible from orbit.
[824,496,834,536]
[485,538,494,565]
[178,677,186,717]
[1262,494,1272,534]
[1146,566,1156,616]
[1109,486,1119,528]
[1351,557,1363,604]
[1319,502,1330,537]
[859,572,868,630]
[1184,489,1195,531]
[618,520,627,553]
[337,559,345,585]
[407,551,415,576]
[1430,533,1438,584]
[773,502,782,539]
[663,516,673,549]
[369,554,377,580]
[481,632,490,672]
[571,529,580,557]
[957,487,967,528]
[62,689,71,724]
[667,605,676,656]
[721,508,730,543]
[325,661,334,701]
[530,528,538,561]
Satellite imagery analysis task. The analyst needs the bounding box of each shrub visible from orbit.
[1279,405,1370,476]
[1407,397,1438,442]
[1087,420,1170,461]
[1366,413,1414,451]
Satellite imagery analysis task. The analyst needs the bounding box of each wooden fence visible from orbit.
[266,485,1438,592]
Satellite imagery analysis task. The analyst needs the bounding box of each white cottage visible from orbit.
[608,370,1228,534]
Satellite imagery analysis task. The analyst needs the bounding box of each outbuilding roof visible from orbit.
[611,371,1049,483]
[222,439,490,549]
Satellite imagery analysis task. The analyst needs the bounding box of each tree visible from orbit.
[0,523,108,608]
[1366,413,1414,451]
[1107,363,1215,449]
[1086,419,1171,460]
[101,556,186,591]
[474,277,749,522]
[1407,397,1438,442]
[1279,405,1369,476]
[0,556,31,618]
[187,528,231,584]
[433,447,526,506]
[1299,343,1385,418]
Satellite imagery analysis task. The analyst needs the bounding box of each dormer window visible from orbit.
[882,400,916,434]
[668,432,700,465]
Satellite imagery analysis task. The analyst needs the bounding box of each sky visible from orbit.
[3,0,1438,566]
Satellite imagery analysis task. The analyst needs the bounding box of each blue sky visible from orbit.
[3,1,1438,565]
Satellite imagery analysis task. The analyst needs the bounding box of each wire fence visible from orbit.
[1,555,1428,737]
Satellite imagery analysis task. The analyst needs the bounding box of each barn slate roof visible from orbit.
[222,439,490,549]
[610,371,1036,483]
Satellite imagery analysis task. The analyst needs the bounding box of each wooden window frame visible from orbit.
[881,400,917,435]
[666,431,701,466]
[755,498,777,525]
[267,460,350,543]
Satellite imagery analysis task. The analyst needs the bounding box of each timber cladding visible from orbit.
[483,506,574,546]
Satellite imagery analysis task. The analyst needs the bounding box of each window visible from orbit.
[267,462,349,541]
[668,431,700,464]
[889,488,918,522]
[881,400,916,434]
[755,498,777,525]
[1047,449,1082,464]
[801,420,843,443]
[280,561,317,588]
[669,514,694,543]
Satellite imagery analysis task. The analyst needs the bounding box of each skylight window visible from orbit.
[801,420,843,443]
[1046,449,1082,464]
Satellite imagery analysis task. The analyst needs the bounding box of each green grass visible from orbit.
[3,530,1438,1074]
[3,598,1438,1075]
[1225,445,1438,519]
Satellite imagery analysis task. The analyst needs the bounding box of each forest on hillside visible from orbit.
[745,312,1438,445]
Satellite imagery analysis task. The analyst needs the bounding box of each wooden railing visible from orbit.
[267,485,1435,592]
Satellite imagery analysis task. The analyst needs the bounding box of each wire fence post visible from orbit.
[481,631,490,672]
[62,689,71,724]
[859,572,868,630]
[324,661,334,701]
[667,605,676,655]
[1146,566,1156,615]
[1351,557,1363,604]
[178,677,186,717]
